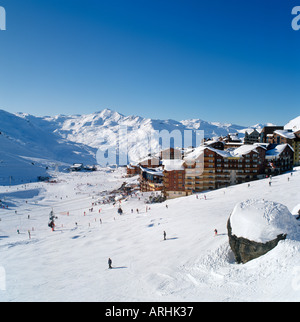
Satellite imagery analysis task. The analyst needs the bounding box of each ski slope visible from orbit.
[0,167,300,302]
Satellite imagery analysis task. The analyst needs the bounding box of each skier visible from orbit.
[163,231,167,240]
[108,258,112,269]
[214,229,218,236]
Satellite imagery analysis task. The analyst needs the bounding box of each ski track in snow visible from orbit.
[0,167,300,302]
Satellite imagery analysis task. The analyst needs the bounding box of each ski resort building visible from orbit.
[139,167,164,192]
[294,130,300,166]
[135,135,295,198]
[244,129,260,145]
[265,129,300,166]
[162,160,186,199]
[265,144,294,174]
[160,143,294,199]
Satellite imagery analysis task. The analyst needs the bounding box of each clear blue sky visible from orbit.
[0,0,299,126]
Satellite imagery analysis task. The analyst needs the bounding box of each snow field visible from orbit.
[0,167,300,301]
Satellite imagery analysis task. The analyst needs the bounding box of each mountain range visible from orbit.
[0,108,298,184]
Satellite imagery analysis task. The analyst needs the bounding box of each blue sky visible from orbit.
[0,0,299,126]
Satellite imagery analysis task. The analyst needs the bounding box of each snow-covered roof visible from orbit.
[274,130,295,140]
[184,144,261,161]
[207,147,232,158]
[265,144,294,160]
[162,159,185,171]
[245,129,259,135]
[139,166,163,176]
[139,156,160,164]
[231,145,259,157]
[71,163,83,167]
[184,146,205,161]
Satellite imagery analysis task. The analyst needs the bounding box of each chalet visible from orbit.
[70,163,84,172]
[84,165,97,171]
[265,144,294,174]
[266,129,300,166]
[244,129,260,145]
[270,130,295,145]
[126,163,140,176]
[259,126,284,143]
[223,134,243,149]
[203,139,225,150]
[139,167,164,192]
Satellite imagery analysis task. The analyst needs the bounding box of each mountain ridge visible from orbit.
[0,108,299,184]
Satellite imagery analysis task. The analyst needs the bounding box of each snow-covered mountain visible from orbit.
[14,109,250,164]
[0,109,97,185]
[1,108,299,184]
[10,108,252,167]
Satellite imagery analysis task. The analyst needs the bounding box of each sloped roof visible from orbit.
[274,130,295,139]
[162,159,185,171]
[265,144,294,159]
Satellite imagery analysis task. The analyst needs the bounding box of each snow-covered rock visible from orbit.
[230,199,299,243]
[227,199,300,264]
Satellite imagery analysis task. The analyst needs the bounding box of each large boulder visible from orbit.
[227,199,299,264]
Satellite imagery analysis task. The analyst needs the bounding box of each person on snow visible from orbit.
[108,258,112,269]
[163,231,167,240]
[214,229,218,236]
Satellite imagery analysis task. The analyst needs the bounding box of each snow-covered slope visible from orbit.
[0,166,299,302]
[0,110,97,184]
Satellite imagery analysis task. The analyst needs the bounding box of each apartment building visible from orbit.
[161,143,294,199]
[266,129,300,166]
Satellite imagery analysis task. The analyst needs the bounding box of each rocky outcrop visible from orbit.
[227,216,287,264]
